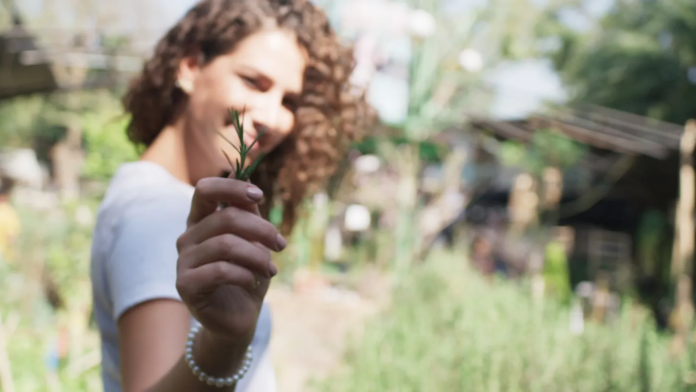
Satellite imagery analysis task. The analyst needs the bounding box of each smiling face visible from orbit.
[176,28,306,179]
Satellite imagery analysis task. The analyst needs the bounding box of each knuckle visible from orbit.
[175,275,189,297]
[176,250,194,275]
[195,177,215,194]
[222,206,241,221]
[176,234,187,253]
[217,234,237,255]
[210,262,228,283]
[251,242,272,263]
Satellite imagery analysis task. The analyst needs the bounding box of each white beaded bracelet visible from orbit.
[185,324,253,388]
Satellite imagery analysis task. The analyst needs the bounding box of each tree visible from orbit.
[539,0,696,124]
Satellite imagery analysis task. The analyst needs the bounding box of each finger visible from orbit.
[177,261,258,295]
[226,172,262,217]
[179,234,275,278]
[188,177,264,226]
[252,241,278,276]
[179,207,287,252]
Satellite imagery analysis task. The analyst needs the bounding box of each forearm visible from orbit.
[145,329,250,392]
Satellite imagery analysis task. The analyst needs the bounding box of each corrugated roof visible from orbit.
[470,104,684,159]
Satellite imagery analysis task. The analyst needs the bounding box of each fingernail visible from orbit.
[246,186,263,201]
[269,262,278,277]
[276,234,287,251]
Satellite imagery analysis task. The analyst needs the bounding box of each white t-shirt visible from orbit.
[90,161,275,392]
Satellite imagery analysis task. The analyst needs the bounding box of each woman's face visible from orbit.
[177,29,306,178]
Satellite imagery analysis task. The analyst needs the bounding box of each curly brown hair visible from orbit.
[123,0,374,234]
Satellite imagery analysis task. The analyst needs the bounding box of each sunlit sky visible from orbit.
[14,0,614,119]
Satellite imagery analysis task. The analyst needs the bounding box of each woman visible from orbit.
[89,1,371,391]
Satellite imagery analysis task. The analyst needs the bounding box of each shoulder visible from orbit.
[99,161,193,221]
[95,162,194,242]
[92,161,194,320]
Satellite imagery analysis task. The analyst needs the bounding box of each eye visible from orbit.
[282,96,299,112]
[241,76,261,90]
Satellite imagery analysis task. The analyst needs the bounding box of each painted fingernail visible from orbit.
[269,262,278,277]
[246,186,263,201]
[276,234,287,251]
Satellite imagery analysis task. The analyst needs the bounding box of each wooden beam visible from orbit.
[669,119,696,354]
[574,103,684,137]
[556,107,678,151]
[19,49,142,72]
[536,116,667,159]
[671,120,696,277]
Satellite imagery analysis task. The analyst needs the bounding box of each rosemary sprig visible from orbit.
[219,107,265,181]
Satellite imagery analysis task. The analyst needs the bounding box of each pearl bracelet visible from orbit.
[185,324,253,388]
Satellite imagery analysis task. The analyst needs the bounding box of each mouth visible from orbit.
[241,130,261,152]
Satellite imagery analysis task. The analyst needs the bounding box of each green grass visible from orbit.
[317,252,695,392]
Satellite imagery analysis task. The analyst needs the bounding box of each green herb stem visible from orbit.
[219,107,265,181]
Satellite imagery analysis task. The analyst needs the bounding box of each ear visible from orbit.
[176,52,203,94]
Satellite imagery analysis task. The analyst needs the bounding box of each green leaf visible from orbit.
[244,153,266,179]
[246,131,264,153]
[222,150,235,169]
[218,132,242,155]
[219,108,265,181]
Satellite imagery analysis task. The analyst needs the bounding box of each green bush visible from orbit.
[319,252,694,392]
[81,111,138,182]
[2,203,103,392]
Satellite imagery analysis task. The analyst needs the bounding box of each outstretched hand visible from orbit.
[175,176,285,345]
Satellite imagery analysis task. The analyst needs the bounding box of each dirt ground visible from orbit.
[267,269,391,392]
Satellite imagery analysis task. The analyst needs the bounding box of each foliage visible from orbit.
[498,128,587,174]
[544,240,572,301]
[0,90,137,182]
[2,202,102,391]
[539,0,696,124]
[0,95,56,149]
[81,111,138,182]
[404,0,545,139]
[354,135,447,164]
[318,252,694,391]
[90,117,136,185]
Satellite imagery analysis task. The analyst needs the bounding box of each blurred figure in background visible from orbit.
[470,233,509,278]
[470,234,495,275]
[0,177,21,264]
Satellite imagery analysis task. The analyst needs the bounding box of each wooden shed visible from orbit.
[468,105,686,326]
[0,16,58,100]
[469,104,684,215]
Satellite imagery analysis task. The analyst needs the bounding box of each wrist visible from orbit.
[188,325,253,386]
[199,327,252,359]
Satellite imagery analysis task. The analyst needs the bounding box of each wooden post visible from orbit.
[670,120,696,354]
[417,148,467,258]
[508,173,539,234]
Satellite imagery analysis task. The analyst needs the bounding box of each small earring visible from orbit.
[175,79,194,94]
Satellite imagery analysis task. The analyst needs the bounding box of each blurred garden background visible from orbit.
[3,0,696,390]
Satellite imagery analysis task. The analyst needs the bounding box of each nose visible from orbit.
[250,92,284,136]
[252,121,271,137]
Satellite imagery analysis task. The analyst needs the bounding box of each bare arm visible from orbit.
[117,177,281,392]
[119,299,250,392]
